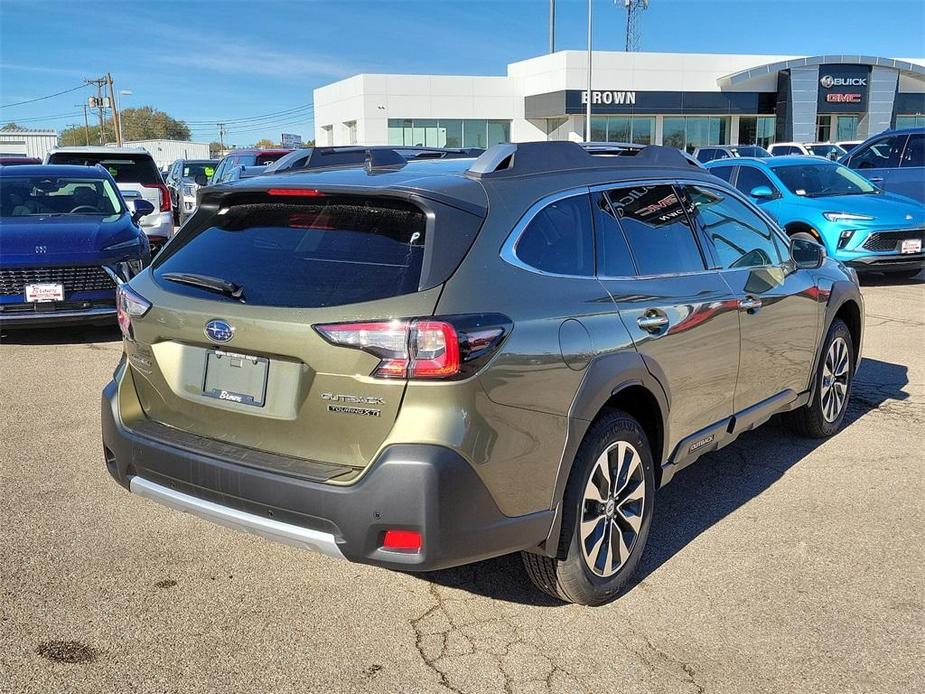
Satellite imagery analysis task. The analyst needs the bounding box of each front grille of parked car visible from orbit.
[862,229,925,252]
[0,266,115,295]
[0,299,115,314]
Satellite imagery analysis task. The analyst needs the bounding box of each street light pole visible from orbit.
[586,0,593,142]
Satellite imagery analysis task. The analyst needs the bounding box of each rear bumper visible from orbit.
[843,253,924,273]
[101,379,553,571]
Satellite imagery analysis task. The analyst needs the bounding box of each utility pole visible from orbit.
[586,0,592,142]
[106,73,123,146]
[85,76,108,144]
[80,103,90,145]
[548,0,555,54]
[218,123,226,153]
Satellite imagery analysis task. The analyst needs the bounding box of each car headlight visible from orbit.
[823,212,874,222]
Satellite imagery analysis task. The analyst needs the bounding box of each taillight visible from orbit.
[315,314,510,381]
[144,183,171,212]
[116,284,151,340]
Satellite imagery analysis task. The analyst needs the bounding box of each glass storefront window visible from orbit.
[896,115,925,129]
[738,116,775,148]
[816,115,832,143]
[585,116,655,145]
[835,115,859,141]
[388,119,510,149]
[662,116,729,153]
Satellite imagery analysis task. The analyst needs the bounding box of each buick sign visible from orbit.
[820,74,867,88]
[204,319,235,343]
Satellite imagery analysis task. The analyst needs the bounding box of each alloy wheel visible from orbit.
[580,440,646,577]
[821,336,850,423]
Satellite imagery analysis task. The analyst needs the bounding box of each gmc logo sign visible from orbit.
[826,93,862,103]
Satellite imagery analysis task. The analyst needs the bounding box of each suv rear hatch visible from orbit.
[122,185,485,478]
[47,151,167,217]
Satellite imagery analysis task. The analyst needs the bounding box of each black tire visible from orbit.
[522,410,655,606]
[785,318,854,438]
[790,231,819,244]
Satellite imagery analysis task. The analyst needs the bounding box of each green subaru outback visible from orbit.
[102,142,863,605]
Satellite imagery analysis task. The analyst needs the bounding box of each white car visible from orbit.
[45,146,173,254]
[768,142,848,160]
[836,140,863,154]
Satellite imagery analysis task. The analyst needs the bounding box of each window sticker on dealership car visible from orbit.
[24,283,64,303]
[202,350,268,407]
[901,239,921,254]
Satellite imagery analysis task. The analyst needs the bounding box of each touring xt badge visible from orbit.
[322,392,384,417]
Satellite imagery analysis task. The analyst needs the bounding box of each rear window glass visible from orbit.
[256,153,285,165]
[153,195,426,308]
[47,153,160,185]
[516,195,594,276]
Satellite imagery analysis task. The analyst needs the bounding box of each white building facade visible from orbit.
[0,129,58,159]
[120,139,211,169]
[314,51,925,151]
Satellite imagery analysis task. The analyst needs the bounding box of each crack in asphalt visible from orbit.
[409,577,586,694]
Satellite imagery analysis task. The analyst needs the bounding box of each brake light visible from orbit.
[314,314,510,381]
[116,284,151,340]
[267,188,326,197]
[143,183,171,212]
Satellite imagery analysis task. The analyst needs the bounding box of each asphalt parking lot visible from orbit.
[1,274,922,694]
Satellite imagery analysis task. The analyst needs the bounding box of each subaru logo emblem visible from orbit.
[204,319,234,343]
[35,245,47,254]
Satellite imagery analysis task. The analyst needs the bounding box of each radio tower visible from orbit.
[624,0,648,52]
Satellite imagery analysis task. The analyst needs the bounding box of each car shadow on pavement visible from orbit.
[417,357,909,606]
[858,271,922,286]
[0,324,121,345]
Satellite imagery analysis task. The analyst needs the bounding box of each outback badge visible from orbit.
[204,319,235,343]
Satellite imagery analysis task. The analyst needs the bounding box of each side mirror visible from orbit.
[791,237,825,269]
[129,198,155,223]
[750,185,775,200]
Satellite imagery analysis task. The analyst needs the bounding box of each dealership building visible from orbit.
[313,51,925,151]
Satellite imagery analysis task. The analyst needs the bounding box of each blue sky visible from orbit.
[2,0,923,145]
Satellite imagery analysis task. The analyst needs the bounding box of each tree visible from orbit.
[254,138,276,148]
[58,106,191,145]
[1,122,28,131]
[209,141,224,158]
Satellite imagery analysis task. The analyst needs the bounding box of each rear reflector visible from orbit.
[267,188,326,197]
[382,529,422,552]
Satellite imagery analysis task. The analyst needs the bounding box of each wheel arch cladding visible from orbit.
[834,298,862,372]
[785,220,822,241]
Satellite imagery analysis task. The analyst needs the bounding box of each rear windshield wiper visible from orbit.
[161,272,246,302]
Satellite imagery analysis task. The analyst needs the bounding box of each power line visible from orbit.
[189,113,314,137]
[0,83,88,109]
[183,103,313,125]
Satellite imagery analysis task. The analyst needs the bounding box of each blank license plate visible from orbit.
[25,283,64,303]
[901,239,922,254]
[202,350,268,407]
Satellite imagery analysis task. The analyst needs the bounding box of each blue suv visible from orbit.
[840,127,924,204]
[705,156,924,279]
[0,165,152,326]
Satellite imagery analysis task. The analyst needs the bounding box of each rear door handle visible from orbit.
[739,297,762,312]
[637,314,669,332]
[868,176,884,183]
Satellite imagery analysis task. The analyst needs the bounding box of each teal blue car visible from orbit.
[705,156,924,279]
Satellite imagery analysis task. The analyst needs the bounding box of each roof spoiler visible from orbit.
[466,141,698,178]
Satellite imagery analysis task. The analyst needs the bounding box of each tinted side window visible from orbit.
[709,165,735,182]
[901,134,924,168]
[516,195,595,276]
[593,193,636,277]
[735,167,777,197]
[697,149,717,163]
[850,135,906,169]
[685,185,782,269]
[607,185,705,275]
